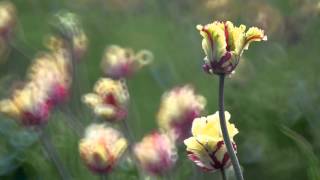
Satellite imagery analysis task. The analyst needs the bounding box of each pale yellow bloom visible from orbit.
[82,78,129,121]
[197,21,267,74]
[79,124,127,173]
[134,131,177,176]
[157,85,206,142]
[184,111,238,171]
[0,82,51,126]
[27,50,72,105]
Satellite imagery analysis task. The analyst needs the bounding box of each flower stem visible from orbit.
[40,129,72,180]
[100,174,107,180]
[220,168,227,180]
[218,74,244,180]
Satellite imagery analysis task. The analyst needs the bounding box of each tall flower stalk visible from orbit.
[185,20,267,180]
[218,74,243,180]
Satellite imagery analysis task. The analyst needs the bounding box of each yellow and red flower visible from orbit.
[134,131,177,176]
[79,124,127,173]
[157,85,206,142]
[197,21,267,74]
[184,111,238,172]
[0,82,52,126]
[28,51,72,106]
[100,45,153,79]
[82,78,129,121]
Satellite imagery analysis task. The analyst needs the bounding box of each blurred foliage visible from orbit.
[0,0,320,179]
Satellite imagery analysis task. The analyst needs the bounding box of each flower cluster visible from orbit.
[79,124,128,173]
[197,21,267,74]
[82,78,129,122]
[80,39,154,175]
[101,45,153,79]
[134,131,177,176]
[184,112,238,172]
[157,85,206,142]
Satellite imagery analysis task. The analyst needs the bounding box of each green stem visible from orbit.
[218,74,244,180]
[220,168,227,180]
[100,174,107,180]
[40,130,72,180]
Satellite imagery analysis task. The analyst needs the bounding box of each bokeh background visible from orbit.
[0,0,320,179]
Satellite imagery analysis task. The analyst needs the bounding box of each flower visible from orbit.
[197,21,267,74]
[0,82,52,126]
[134,131,177,176]
[82,78,129,121]
[157,85,206,142]
[27,51,72,105]
[0,49,72,126]
[0,1,16,40]
[184,111,238,172]
[100,45,153,79]
[49,11,88,61]
[79,124,127,174]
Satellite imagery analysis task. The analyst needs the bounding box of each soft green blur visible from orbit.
[0,0,320,179]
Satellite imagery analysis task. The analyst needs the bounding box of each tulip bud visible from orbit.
[79,124,128,173]
[134,131,177,176]
[197,21,267,75]
[184,111,238,172]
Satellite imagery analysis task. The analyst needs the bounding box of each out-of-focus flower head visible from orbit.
[101,45,153,79]
[49,11,88,61]
[27,50,72,106]
[184,111,238,172]
[197,21,267,75]
[0,82,52,126]
[134,131,177,176]
[82,78,129,121]
[79,124,127,174]
[157,85,206,143]
[0,1,16,40]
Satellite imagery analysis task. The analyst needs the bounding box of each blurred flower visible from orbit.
[27,51,72,105]
[101,45,153,79]
[184,111,238,172]
[49,11,88,61]
[0,1,16,64]
[0,82,51,126]
[79,124,127,173]
[134,131,177,176]
[197,21,267,75]
[0,1,16,40]
[82,78,129,121]
[157,85,206,143]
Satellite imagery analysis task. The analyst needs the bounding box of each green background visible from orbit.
[0,0,320,179]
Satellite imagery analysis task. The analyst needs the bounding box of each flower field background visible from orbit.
[0,0,320,179]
